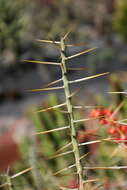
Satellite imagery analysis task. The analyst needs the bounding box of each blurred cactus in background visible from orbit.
[0,0,31,66]
[113,0,127,41]
[0,0,124,68]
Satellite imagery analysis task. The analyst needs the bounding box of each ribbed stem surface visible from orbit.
[60,37,84,190]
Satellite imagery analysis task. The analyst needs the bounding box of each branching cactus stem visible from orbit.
[60,37,84,190]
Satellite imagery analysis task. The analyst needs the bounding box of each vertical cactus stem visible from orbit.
[60,37,84,190]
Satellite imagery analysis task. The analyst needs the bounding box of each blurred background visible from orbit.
[0,0,127,116]
[0,0,127,189]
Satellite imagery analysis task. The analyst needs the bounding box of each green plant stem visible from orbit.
[60,37,84,190]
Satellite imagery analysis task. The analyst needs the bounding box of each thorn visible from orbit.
[63,30,71,40]
[34,126,70,135]
[83,166,127,170]
[79,140,102,147]
[108,91,127,94]
[55,142,72,154]
[49,150,74,160]
[83,178,99,184]
[110,146,120,158]
[36,39,60,44]
[93,183,104,190]
[36,39,88,48]
[67,67,86,71]
[69,88,81,98]
[58,172,77,177]
[66,47,96,60]
[53,164,76,176]
[73,105,104,109]
[65,42,88,47]
[69,72,109,84]
[53,109,69,114]
[74,115,107,124]
[24,60,61,66]
[11,167,33,179]
[74,117,95,123]
[35,102,66,113]
[111,100,125,119]
[79,138,112,147]
[44,78,62,88]
[27,86,64,92]
[114,118,127,125]
[79,152,89,161]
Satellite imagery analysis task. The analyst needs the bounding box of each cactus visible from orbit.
[24,34,109,189]
[1,33,127,190]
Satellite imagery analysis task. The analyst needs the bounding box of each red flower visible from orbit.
[99,119,108,125]
[120,125,127,134]
[89,109,102,118]
[107,127,118,135]
[103,109,112,118]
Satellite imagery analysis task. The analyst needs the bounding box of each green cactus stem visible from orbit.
[60,37,84,190]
